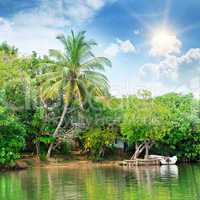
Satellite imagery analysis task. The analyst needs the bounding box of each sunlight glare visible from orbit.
[150,26,181,56]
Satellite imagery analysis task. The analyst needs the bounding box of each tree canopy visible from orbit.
[121,92,172,158]
[0,32,200,165]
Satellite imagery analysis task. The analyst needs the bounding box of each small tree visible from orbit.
[121,93,171,159]
[83,128,116,160]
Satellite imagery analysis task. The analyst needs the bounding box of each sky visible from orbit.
[0,0,200,98]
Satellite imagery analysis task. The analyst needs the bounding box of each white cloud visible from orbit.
[117,39,136,53]
[66,2,93,21]
[39,0,107,22]
[189,77,200,99]
[139,63,160,80]
[104,39,136,58]
[159,55,179,80]
[110,78,171,97]
[140,48,200,82]
[0,15,63,55]
[104,43,120,58]
[149,29,182,57]
[139,48,200,98]
[140,55,178,81]
[86,0,105,10]
[179,48,200,63]
[0,0,114,55]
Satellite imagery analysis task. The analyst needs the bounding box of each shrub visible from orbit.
[0,106,26,165]
[82,128,116,161]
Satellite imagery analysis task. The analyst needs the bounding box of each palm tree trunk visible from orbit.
[46,103,68,158]
[46,78,76,159]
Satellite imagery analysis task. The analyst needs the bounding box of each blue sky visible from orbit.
[0,0,200,97]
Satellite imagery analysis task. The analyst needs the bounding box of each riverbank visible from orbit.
[41,160,119,169]
[0,160,29,172]
[0,156,120,172]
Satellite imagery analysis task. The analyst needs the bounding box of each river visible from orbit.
[0,164,200,200]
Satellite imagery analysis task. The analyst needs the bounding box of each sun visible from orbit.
[149,26,181,56]
[151,28,172,45]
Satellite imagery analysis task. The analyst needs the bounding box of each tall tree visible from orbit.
[121,92,171,159]
[38,31,111,158]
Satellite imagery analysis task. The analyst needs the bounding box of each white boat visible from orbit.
[149,155,177,165]
[160,156,177,165]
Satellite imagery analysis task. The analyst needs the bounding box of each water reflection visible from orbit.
[160,165,178,178]
[0,164,200,200]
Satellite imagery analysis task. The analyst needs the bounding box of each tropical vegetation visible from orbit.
[0,32,200,167]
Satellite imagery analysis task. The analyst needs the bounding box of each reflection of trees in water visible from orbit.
[191,165,200,199]
[175,165,200,200]
[119,165,179,200]
[83,167,124,200]
[0,171,29,200]
[1,165,200,200]
[0,168,84,200]
[121,166,164,199]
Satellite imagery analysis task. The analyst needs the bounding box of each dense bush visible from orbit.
[83,128,116,160]
[155,93,200,161]
[120,92,200,161]
[0,106,26,165]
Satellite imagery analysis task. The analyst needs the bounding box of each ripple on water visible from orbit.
[0,164,200,200]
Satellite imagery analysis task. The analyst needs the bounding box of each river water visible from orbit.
[0,164,200,200]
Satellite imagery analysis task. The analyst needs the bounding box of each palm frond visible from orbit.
[37,71,61,81]
[49,49,67,63]
[81,57,111,71]
[56,34,68,49]
[37,30,111,105]
[41,80,62,99]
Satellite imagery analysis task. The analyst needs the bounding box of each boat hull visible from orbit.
[149,155,177,165]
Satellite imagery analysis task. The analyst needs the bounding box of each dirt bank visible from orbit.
[40,160,119,169]
[0,155,120,172]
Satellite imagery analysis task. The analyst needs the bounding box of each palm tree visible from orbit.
[38,31,111,158]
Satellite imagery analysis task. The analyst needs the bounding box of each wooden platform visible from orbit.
[121,159,160,167]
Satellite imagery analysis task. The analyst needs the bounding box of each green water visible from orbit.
[0,164,200,200]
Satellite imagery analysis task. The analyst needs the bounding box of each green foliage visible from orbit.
[0,41,18,55]
[36,31,112,158]
[155,93,200,160]
[79,99,121,160]
[83,128,116,160]
[59,142,72,155]
[0,106,26,165]
[31,107,45,130]
[35,136,55,144]
[121,95,171,144]
[83,98,121,129]
[38,31,111,104]
[30,107,55,155]
[0,37,200,164]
